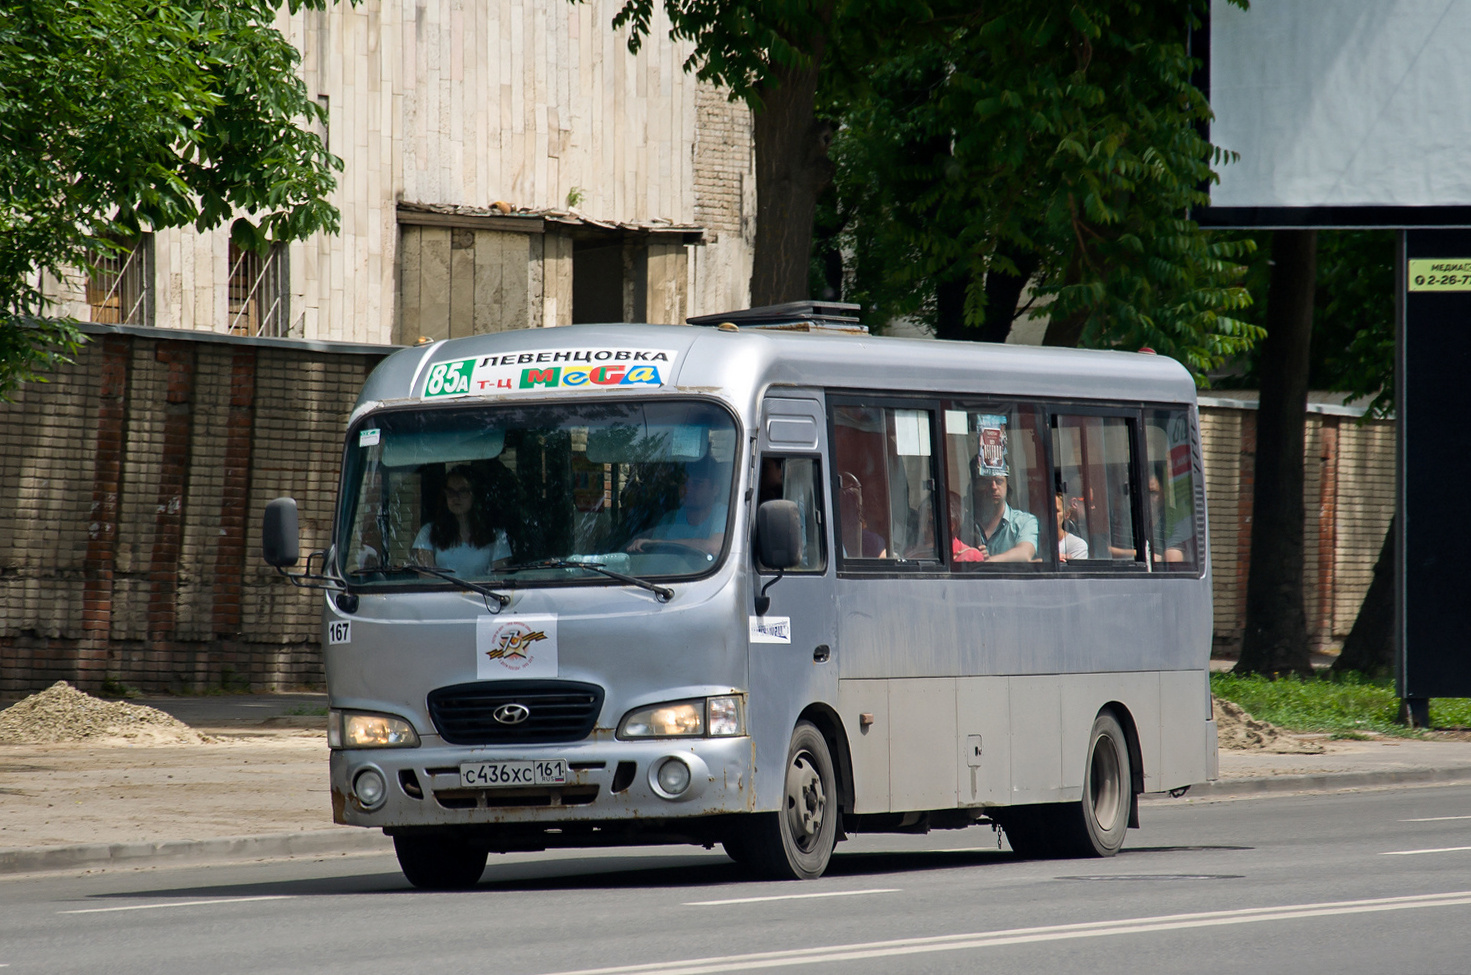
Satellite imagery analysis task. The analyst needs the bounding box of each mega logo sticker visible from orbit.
[477,615,558,678]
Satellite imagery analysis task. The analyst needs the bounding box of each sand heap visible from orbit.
[1213,696,1324,754]
[0,681,212,745]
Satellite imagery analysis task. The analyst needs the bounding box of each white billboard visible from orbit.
[1208,0,1471,220]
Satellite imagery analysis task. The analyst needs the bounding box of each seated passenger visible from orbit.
[413,465,511,576]
[627,455,729,556]
[948,491,985,562]
[971,458,1037,562]
[1057,492,1089,562]
[838,471,887,558]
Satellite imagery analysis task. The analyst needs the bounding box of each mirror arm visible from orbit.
[273,549,349,592]
[754,567,784,616]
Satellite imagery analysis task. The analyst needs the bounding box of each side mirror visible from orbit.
[262,497,301,567]
[756,499,801,570]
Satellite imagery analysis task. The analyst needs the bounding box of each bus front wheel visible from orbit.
[727,720,840,880]
[394,833,488,890]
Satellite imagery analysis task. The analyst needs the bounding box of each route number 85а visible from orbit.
[425,359,474,397]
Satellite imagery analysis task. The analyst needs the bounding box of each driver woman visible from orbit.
[412,465,511,576]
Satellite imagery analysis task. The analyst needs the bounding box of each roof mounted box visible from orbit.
[687,301,867,335]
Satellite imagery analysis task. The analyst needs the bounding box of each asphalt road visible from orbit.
[4,785,1471,975]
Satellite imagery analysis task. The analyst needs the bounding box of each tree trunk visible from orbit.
[1332,515,1396,676]
[1235,229,1318,677]
[749,60,833,307]
[980,248,1040,344]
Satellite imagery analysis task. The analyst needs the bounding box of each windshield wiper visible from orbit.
[496,559,674,603]
[347,563,511,607]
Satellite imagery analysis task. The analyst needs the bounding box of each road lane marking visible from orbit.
[1401,815,1471,822]
[537,891,1471,975]
[1382,846,1471,856]
[59,896,294,915]
[685,889,900,906]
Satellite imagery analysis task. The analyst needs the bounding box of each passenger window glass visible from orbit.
[943,404,1046,565]
[1145,409,1200,570]
[1053,415,1139,563]
[831,405,939,562]
[757,455,826,572]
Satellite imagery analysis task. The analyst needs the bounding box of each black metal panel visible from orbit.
[1402,229,1471,698]
[427,680,605,745]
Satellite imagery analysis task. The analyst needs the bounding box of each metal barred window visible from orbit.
[86,236,153,326]
[227,242,289,337]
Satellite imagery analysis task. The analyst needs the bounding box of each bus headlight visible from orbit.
[330,709,421,749]
[617,695,744,739]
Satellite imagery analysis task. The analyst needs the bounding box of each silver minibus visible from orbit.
[262,318,1217,887]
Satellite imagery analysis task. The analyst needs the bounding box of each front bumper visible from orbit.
[330,736,756,829]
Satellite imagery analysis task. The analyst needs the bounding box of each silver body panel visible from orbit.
[324,324,1215,835]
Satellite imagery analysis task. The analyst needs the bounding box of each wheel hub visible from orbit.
[785,752,825,845]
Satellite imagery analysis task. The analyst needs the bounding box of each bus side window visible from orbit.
[1053,415,1139,563]
[831,405,939,562]
[943,403,1046,566]
[1145,409,1200,570]
[758,455,826,572]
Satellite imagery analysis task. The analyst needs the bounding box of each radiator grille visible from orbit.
[427,680,604,745]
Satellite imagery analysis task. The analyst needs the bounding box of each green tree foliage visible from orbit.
[1224,230,1396,413]
[821,0,1260,379]
[0,0,343,398]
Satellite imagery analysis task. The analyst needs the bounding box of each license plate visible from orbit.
[459,759,568,788]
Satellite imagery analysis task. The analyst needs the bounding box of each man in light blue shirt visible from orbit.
[628,456,729,556]
[973,466,1038,562]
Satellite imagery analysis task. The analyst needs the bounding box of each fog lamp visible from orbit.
[655,757,692,796]
[354,768,387,810]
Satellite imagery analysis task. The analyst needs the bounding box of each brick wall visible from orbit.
[0,325,388,696]
[1201,401,1396,654]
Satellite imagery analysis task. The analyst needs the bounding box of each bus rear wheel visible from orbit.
[1001,711,1132,859]
[729,721,840,879]
[394,833,488,890]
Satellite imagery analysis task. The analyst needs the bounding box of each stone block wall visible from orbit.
[0,325,388,696]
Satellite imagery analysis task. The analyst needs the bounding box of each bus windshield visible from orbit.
[338,399,739,587]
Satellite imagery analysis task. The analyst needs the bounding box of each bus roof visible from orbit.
[355,324,1198,416]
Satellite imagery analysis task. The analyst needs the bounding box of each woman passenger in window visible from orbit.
[413,465,511,577]
[1057,492,1089,562]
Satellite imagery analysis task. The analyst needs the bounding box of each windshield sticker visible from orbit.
[477,615,558,679]
[748,615,792,644]
[423,349,679,398]
[358,428,381,447]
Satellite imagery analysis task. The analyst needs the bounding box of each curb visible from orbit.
[1184,767,1471,798]
[0,828,392,877]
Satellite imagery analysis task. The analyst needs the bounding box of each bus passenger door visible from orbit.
[750,394,841,812]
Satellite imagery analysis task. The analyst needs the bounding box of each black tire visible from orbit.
[1054,711,1132,857]
[733,721,840,879]
[394,833,488,890]
[1001,711,1132,859]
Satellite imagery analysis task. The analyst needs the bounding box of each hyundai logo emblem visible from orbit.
[493,703,531,725]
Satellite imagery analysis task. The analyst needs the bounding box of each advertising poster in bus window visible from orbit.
[975,414,1008,476]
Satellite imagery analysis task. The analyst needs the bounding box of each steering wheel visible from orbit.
[635,540,710,559]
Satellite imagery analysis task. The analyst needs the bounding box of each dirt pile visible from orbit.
[0,681,212,746]
[1213,696,1324,754]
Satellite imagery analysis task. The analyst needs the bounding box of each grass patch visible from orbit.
[1210,671,1471,737]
